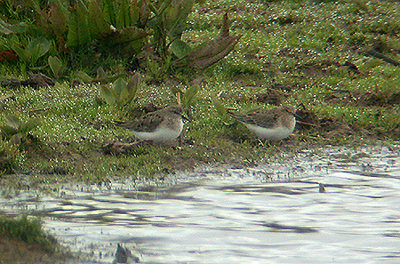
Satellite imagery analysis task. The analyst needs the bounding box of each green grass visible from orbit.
[0,215,55,253]
[1,0,400,184]
[0,139,21,174]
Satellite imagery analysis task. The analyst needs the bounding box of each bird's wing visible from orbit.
[228,110,278,128]
[250,110,280,128]
[114,110,165,132]
[130,111,165,132]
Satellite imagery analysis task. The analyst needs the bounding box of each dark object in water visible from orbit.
[113,244,140,263]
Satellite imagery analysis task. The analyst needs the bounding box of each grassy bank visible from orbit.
[0,215,70,263]
[1,0,399,187]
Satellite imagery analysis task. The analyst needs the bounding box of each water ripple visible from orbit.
[1,146,400,263]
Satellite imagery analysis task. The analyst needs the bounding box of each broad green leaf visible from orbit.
[20,118,41,134]
[150,0,172,16]
[94,73,125,84]
[102,0,116,25]
[96,66,106,80]
[169,39,191,59]
[0,116,40,144]
[100,85,119,105]
[28,38,51,65]
[182,85,200,106]
[88,0,112,38]
[116,0,130,28]
[66,12,79,48]
[165,0,193,38]
[168,0,193,21]
[112,77,127,96]
[212,97,228,117]
[76,1,91,44]
[48,3,67,36]
[51,0,71,19]
[74,71,93,82]
[5,115,22,130]
[11,37,51,66]
[120,73,140,106]
[66,1,91,47]
[0,18,27,35]
[11,44,30,63]
[33,38,51,58]
[48,56,65,78]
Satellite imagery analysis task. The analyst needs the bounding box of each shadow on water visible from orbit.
[1,146,400,263]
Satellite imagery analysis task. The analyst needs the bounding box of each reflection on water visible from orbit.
[1,146,400,263]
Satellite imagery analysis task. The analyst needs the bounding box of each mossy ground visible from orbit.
[1,0,399,188]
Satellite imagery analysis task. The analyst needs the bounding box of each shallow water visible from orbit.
[1,146,400,263]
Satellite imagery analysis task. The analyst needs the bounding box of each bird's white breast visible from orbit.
[133,120,183,142]
[245,121,295,140]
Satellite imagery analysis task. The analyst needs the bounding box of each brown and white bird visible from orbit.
[227,105,296,140]
[115,105,187,143]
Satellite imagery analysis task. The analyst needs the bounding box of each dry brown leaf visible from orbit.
[187,12,241,69]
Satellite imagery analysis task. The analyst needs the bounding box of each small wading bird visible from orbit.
[227,105,296,140]
[115,105,187,143]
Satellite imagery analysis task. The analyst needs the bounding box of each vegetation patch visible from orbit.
[0,0,399,188]
[0,215,71,263]
[0,1,399,259]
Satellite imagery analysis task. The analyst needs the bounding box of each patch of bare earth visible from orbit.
[0,237,67,264]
